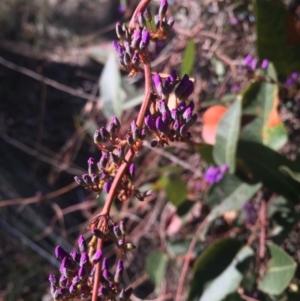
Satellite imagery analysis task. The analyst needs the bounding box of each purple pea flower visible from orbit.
[204,164,229,184]
[152,73,163,97]
[261,59,269,69]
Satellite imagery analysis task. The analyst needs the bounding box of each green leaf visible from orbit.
[195,144,215,165]
[255,0,300,77]
[200,177,261,239]
[167,240,191,258]
[85,43,112,64]
[199,246,254,301]
[258,243,296,295]
[237,140,300,202]
[187,238,243,301]
[241,65,287,150]
[180,39,195,77]
[99,51,125,119]
[279,165,300,183]
[122,94,144,110]
[207,174,245,206]
[146,250,168,294]
[213,99,241,173]
[156,174,188,207]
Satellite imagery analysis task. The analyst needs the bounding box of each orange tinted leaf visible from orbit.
[202,105,227,144]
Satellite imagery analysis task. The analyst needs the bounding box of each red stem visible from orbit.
[91,24,153,301]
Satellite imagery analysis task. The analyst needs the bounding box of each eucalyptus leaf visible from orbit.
[146,250,168,294]
[199,246,254,301]
[188,238,242,301]
[213,99,241,173]
[240,64,287,150]
[237,141,300,202]
[180,39,195,77]
[255,0,300,77]
[258,243,296,295]
[99,51,125,119]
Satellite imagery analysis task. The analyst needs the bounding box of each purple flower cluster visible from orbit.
[49,222,134,300]
[74,115,152,202]
[243,202,257,225]
[112,0,173,76]
[244,55,269,71]
[143,73,196,147]
[285,72,299,87]
[204,165,229,184]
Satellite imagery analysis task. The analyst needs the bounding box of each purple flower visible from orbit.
[129,163,135,179]
[55,246,69,261]
[261,59,269,69]
[204,164,228,184]
[243,202,257,225]
[156,116,169,133]
[152,73,163,96]
[78,235,87,254]
[103,181,111,193]
[244,54,252,66]
[175,75,194,100]
[91,250,103,264]
[131,29,142,49]
[140,28,150,50]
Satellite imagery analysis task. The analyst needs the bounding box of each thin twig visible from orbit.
[0,182,77,208]
[0,56,94,101]
[175,217,209,301]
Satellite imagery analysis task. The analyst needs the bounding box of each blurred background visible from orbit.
[1,0,300,300]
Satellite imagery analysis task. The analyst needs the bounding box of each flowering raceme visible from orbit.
[49,0,199,300]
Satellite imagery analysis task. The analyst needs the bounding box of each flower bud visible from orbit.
[138,12,146,27]
[78,265,88,280]
[162,111,171,124]
[49,274,58,286]
[92,250,103,264]
[159,0,168,19]
[114,260,124,283]
[102,269,114,282]
[154,15,160,28]
[98,152,108,170]
[82,174,93,186]
[167,17,175,28]
[87,157,97,176]
[101,257,108,271]
[186,114,197,128]
[113,225,122,238]
[126,134,134,146]
[261,59,269,69]
[123,52,131,66]
[140,28,150,50]
[131,51,140,67]
[183,107,192,122]
[74,176,87,187]
[78,235,87,254]
[109,152,120,164]
[55,246,69,261]
[145,115,156,131]
[156,117,169,134]
[59,275,68,288]
[131,29,141,49]
[152,73,163,97]
[117,145,125,161]
[94,129,102,145]
[180,124,188,136]
[91,174,100,185]
[72,276,80,285]
[99,127,110,141]
[177,102,186,113]
[140,128,147,140]
[150,139,158,147]
[143,8,152,22]
[62,256,76,270]
[116,22,124,39]
[173,119,180,133]
[124,41,133,57]
[69,284,78,294]
[131,120,140,141]
[110,116,121,132]
[129,163,135,179]
[98,286,110,297]
[119,221,126,235]
[103,181,111,193]
[79,252,89,267]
